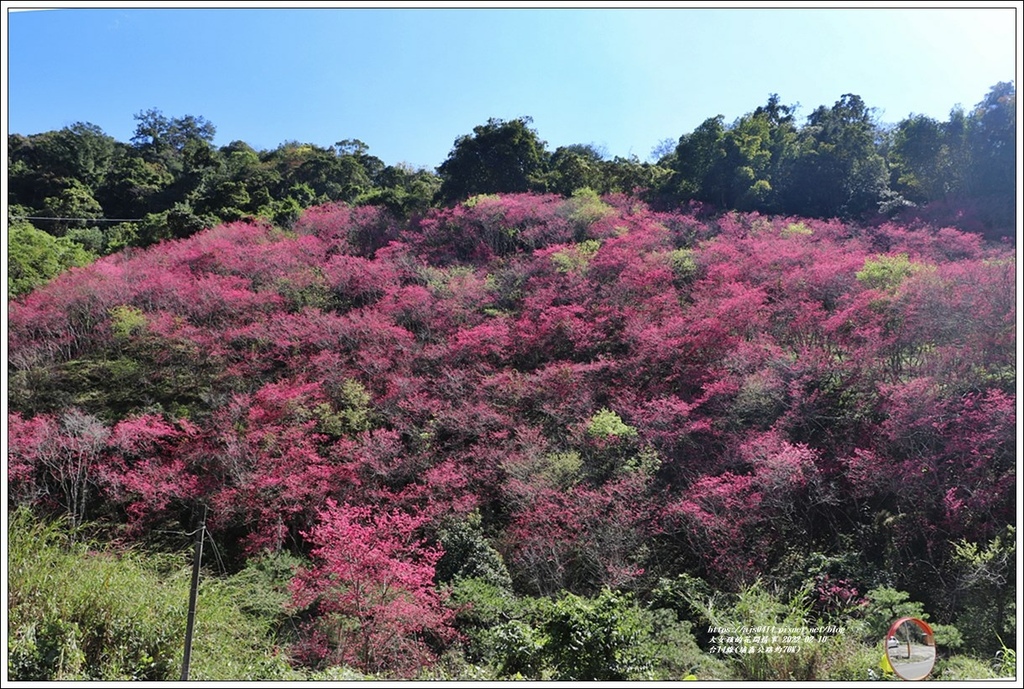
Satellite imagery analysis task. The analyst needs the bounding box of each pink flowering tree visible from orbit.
[289,499,457,677]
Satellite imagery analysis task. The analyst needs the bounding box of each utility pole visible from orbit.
[180,503,207,681]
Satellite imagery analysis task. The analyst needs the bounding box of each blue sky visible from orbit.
[4,3,1020,171]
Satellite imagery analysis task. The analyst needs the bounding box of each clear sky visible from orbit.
[3,2,1020,171]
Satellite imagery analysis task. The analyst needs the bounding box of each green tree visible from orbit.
[127,110,219,219]
[180,137,221,180]
[198,180,253,221]
[781,94,889,218]
[749,95,801,213]
[165,201,218,240]
[435,511,513,589]
[967,81,1015,196]
[547,144,605,196]
[336,138,386,183]
[131,108,216,161]
[293,145,348,201]
[7,219,95,298]
[720,112,774,210]
[196,140,280,220]
[543,589,654,680]
[671,115,727,203]
[941,105,973,196]
[964,81,1016,230]
[948,527,1016,655]
[667,96,799,213]
[37,123,117,189]
[98,153,174,220]
[888,114,950,204]
[7,139,47,210]
[601,155,672,197]
[436,117,549,203]
[8,124,117,218]
[39,179,104,235]
[264,141,379,205]
[357,163,441,217]
[864,585,929,638]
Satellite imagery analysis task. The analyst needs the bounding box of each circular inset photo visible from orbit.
[885,617,936,681]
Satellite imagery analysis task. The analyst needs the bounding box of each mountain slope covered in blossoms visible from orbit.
[7,192,1015,680]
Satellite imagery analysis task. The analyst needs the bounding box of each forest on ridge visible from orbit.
[4,83,1018,681]
[8,82,1016,299]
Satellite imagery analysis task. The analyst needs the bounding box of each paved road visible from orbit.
[889,643,936,680]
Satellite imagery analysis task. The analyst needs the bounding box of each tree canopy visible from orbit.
[436,116,550,203]
[7,83,1017,300]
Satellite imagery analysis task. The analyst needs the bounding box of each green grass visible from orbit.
[6,508,300,681]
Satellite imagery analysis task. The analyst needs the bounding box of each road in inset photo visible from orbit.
[888,642,937,681]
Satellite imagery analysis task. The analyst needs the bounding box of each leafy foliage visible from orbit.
[9,83,1013,306]
[6,509,300,681]
[436,117,549,203]
[289,500,458,677]
[8,218,95,298]
[542,588,654,680]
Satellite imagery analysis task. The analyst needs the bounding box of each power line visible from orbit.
[11,215,145,223]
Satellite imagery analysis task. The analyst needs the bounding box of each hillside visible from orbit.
[9,83,1016,301]
[6,192,1016,680]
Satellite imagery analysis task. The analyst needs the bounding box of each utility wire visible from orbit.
[204,527,227,576]
[11,215,145,223]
